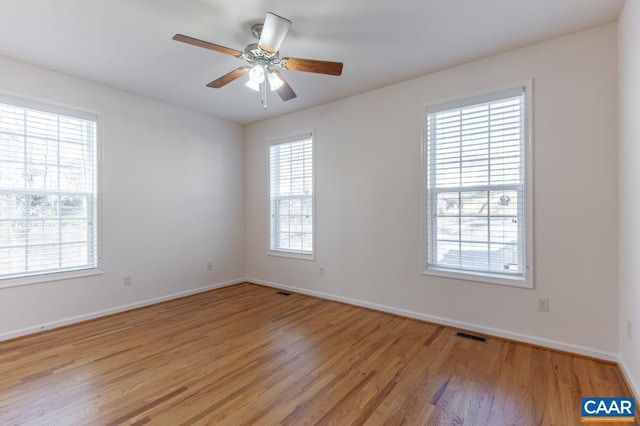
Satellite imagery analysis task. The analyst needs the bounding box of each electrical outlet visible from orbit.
[207,261,213,271]
[537,297,549,312]
[627,320,633,340]
[123,275,133,286]
[319,266,325,276]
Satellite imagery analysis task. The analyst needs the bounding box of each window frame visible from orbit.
[422,82,534,288]
[268,131,315,260]
[0,93,102,288]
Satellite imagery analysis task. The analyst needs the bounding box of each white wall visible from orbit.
[245,24,619,359]
[0,55,245,338]
[0,19,625,377]
[618,0,640,397]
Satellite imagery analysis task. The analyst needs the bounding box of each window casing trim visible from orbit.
[421,81,534,288]
[0,269,103,289]
[0,92,103,286]
[268,130,315,260]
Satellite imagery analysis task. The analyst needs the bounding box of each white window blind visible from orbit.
[269,133,314,257]
[0,97,98,281]
[426,87,529,284]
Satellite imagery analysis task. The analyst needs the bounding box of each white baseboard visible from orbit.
[617,357,640,400]
[246,277,619,363]
[0,278,244,342]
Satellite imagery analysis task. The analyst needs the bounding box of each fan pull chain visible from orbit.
[261,81,267,110]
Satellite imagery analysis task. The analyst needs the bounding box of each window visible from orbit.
[0,96,99,283]
[269,132,314,258]
[425,86,532,286]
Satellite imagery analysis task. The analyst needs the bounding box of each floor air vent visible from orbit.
[276,291,292,296]
[455,331,488,343]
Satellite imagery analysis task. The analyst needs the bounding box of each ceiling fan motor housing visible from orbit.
[243,43,280,66]
[251,23,263,40]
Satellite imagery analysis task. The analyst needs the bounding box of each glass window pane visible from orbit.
[489,243,521,273]
[61,243,89,267]
[436,216,459,242]
[489,190,519,216]
[61,220,87,243]
[0,247,26,275]
[0,161,24,188]
[460,191,489,216]
[461,217,488,243]
[436,192,460,216]
[60,196,87,218]
[489,217,518,244]
[460,242,490,271]
[436,241,459,267]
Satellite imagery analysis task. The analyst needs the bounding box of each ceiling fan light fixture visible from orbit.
[245,78,261,91]
[267,71,284,91]
[248,63,266,84]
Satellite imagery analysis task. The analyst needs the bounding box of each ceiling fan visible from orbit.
[173,12,343,109]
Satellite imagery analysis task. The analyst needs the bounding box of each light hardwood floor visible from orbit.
[0,283,636,425]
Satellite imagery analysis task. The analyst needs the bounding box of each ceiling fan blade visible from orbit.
[273,72,297,101]
[281,57,343,76]
[206,66,250,88]
[258,12,291,54]
[173,34,243,57]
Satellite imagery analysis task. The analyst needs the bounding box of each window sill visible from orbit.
[268,250,315,261]
[423,266,532,288]
[0,268,103,289]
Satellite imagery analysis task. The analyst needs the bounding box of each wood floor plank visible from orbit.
[0,283,637,425]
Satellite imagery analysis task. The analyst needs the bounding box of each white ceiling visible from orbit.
[0,0,625,125]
